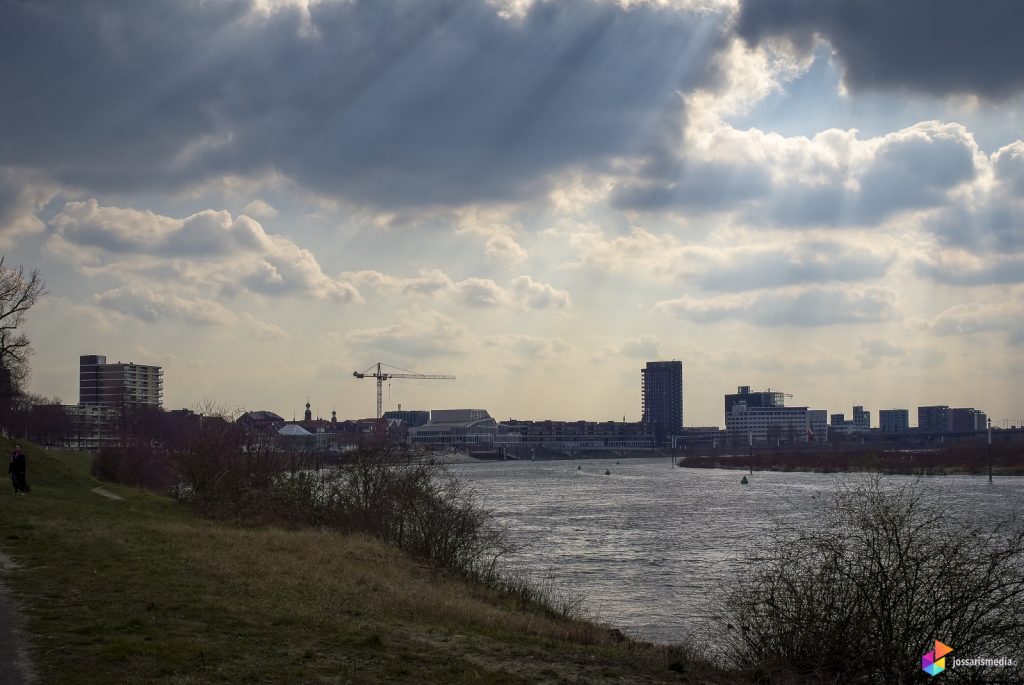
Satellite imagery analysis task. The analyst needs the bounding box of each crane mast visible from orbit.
[352,362,456,418]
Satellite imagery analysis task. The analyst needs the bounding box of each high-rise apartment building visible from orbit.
[79,355,163,408]
[641,361,683,442]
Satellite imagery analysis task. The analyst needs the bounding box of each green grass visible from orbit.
[0,439,718,684]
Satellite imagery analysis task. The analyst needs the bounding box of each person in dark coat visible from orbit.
[9,444,27,494]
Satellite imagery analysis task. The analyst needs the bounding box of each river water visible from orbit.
[451,458,1024,644]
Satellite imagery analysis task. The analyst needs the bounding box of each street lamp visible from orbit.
[988,417,993,484]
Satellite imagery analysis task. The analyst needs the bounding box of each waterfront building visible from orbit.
[79,354,163,409]
[641,361,683,445]
[726,403,810,445]
[671,426,726,449]
[853,406,870,431]
[949,407,987,432]
[501,419,655,451]
[408,409,498,447]
[918,405,950,433]
[879,409,910,433]
[382,407,430,427]
[831,407,871,436]
[724,385,786,417]
[808,409,829,443]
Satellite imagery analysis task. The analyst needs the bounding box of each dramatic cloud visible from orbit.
[48,200,362,302]
[655,116,984,227]
[0,0,728,207]
[736,0,1024,98]
[922,140,1024,253]
[656,286,898,326]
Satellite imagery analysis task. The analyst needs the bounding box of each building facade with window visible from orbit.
[79,355,163,408]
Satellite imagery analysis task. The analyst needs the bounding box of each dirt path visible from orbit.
[0,552,35,684]
[90,486,123,501]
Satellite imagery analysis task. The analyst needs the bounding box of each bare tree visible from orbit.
[0,257,46,389]
[0,258,45,431]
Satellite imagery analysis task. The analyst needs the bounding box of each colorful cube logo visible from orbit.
[922,640,953,676]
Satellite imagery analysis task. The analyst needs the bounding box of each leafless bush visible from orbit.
[92,443,178,491]
[712,475,1024,684]
[177,445,515,586]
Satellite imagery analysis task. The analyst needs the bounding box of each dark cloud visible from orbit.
[0,0,726,207]
[736,0,1024,99]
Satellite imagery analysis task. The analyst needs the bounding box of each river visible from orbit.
[451,458,1024,644]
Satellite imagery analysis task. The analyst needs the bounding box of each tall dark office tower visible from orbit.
[641,361,683,443]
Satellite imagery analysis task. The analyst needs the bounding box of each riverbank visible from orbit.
[0,440,722,684]
[677,449,1024,476]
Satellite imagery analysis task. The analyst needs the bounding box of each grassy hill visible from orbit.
[0,440,718,684]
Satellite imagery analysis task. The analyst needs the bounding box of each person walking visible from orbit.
[9,444,27,495]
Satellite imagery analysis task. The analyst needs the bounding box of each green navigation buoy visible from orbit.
[577,465,582,470]
[605,469,611,475]
[740,475,749,485]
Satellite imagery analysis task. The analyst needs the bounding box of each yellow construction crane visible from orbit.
[353,362,455,419]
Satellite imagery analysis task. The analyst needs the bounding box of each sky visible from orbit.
[2,0,1023,427]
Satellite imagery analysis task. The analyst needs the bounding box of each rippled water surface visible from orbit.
[451,458,1024,644]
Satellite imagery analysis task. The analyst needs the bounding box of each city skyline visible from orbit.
[3,1,1023,426]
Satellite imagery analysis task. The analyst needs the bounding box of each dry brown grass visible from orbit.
[0,443,726,684]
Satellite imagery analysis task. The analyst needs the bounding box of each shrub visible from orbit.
[178,446,515,587]
[713,475,1024,684]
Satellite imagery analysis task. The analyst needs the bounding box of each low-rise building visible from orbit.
[501,419,655,451]
[408,409,498,447]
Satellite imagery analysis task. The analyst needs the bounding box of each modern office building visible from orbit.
[641,361,683,443]
[853,406,870,431]
[830,407,871,437]
[79,355,163,408]
[918,405,950,433]
[727,403,811,445]
[724,386,786,417]
[879,409,910,433]
[808,409,829,443]
[949,408,987,432]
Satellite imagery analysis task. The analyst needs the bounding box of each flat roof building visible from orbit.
[641,361,683,444]
[879,409,910,433]
[79,354,163,409]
